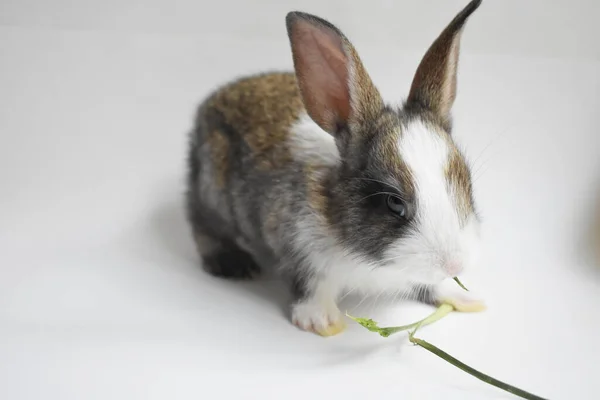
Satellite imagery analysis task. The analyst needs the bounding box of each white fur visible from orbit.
[381,120,481,285]
[288,112,340,165]
[293,214,417,297]
[289,207,418,331]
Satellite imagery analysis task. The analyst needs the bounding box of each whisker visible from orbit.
[353,293,369,311]
[470,119,524,178]
[391,288,405,305]
[339,286,357,302]
[368,288,386,314]
[473,162,493,184]
[471,123,513,168]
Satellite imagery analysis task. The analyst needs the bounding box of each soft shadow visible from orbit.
[150,194,291,318]
[591,189,600,269]
[151,195,197,266]
[579,179,600,276]
[319,339,406,367]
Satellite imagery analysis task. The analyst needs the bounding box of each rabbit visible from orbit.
[186,0,486,336]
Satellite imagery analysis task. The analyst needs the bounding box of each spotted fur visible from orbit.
[186,0,485,335]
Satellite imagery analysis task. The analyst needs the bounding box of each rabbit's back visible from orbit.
[200,72,304,177]
[186,71,329,265]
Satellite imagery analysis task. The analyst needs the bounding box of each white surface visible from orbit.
[1,1,600,399]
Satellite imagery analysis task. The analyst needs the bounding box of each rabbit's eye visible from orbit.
[386,195,406,218]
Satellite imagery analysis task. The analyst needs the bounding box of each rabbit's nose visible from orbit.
[444,259,463,277]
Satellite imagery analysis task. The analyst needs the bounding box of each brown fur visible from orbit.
[409,31,460,127]
[376,114,416,200]
[208,129,230,189]
[206,72,304,172]
[304,164,329,216]
[446,147,474,223]
[408,0,481,130]
[345,45,383,129]
[414,117,474,224]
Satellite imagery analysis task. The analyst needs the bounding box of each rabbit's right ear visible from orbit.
[286,12,383,137]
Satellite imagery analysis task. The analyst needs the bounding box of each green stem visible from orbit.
[408,333,548,400]
[346,304,453,337]
[453,277,469,291]
[350,304,549,399]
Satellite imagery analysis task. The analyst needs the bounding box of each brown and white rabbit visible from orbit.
[186,0,485,336]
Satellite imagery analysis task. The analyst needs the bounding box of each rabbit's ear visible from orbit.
[407,0,482,130]
[286,12,383,136]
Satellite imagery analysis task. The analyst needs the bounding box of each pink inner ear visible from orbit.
[292,20,350,132]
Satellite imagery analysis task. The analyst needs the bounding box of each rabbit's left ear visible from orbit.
[407,0,483,130]
[286,11,383,136]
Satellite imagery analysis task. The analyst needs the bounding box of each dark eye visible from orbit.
[386,195,406,218]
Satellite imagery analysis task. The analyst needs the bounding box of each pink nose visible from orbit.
[444,260,463,277]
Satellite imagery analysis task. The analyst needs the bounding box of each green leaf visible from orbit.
[346,304,453,338]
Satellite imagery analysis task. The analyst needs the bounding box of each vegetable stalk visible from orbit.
[408,331,547,400]
[348,289,549,399]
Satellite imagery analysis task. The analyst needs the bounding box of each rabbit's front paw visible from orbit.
[291,299,346,337]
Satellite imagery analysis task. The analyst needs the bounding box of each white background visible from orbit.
[1,0,599,399]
